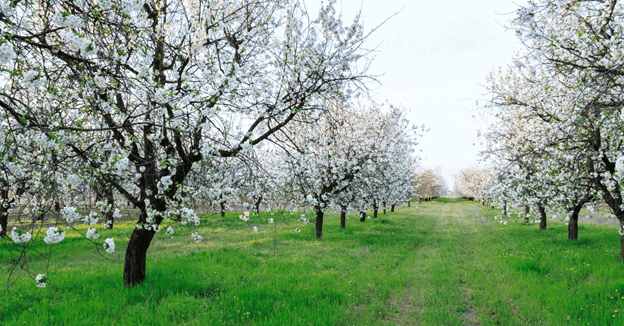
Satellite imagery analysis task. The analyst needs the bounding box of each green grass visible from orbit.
[1,199,624,325]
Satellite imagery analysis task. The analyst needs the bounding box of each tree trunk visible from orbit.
[502,201,507,216]
[254,195,263,215]
[220,201,225,218]
[0,209,7,238]
[360,211,366,222]
[340,207,346,229]
[525,205,530,223]
[315,208,324,238]
[105,192,115,229]
[538,203,547,230]
[408,200,411,207]
[123,228,156,286]
[391,204,395,212]
[373,202,378,218]
[383,201,387,214]
[0,189,8,237]
[568,205,582,241]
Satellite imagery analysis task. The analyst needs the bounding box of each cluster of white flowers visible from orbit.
[11,227,32,243]
[166,227,174,235]
[157,175,173,193]
[85,212,99,225]
[252,226,258,232]
[103,238,115,253]
[43,227,65,244]
[120,0,145,14]
[86,227,100,240]
[53,12,84,29]
[191,231,203,243]
[268,218,274,223]
[61,206,81,223]
[180,207,200,225]
[59,30,91,53]
[23,70,45,89]
[239,211,250,222]
[0,42,16,65]
[35,274,46,288]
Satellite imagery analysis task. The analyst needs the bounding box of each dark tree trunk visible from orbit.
[538,203,547,230]
[373,202,378,218]
[391,204,395,212]
[315,208,324,238]
[0,188,9,237]
[568,204,582,241]
[360,211,366,222]
[502,201,507,216]
[0,207,7,238]
[220,201,225,218]
[408,200,411,207]
[105,191,115,229]
[340,207,346,229]
[383,201,387,214]
[123,228,156,286]
[254,195,263,215]
[525,205,530,223]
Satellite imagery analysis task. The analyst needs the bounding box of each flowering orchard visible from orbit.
[480,0,624,256]
[0,0,422,288]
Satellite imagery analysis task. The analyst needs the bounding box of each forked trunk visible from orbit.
[360,211,366,222]
[340,208,346,229]
[391,204,395,212]
[123,228,156,286]
[315,209,324,238]
[538,203,547,230]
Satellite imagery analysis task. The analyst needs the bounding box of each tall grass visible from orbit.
[1,199,623,325]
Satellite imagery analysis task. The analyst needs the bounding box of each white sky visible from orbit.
[305,0,524,187]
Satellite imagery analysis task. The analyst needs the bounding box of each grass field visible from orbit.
[2,198,624,325]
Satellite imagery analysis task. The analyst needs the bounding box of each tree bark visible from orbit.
[502,201,507,216]
[340,208,346,229]
[525,205,530,223]
[0,208,7,238]
[315,208,324,238]
[568,204,582,241]
[360,211,366,222]
[105,192,115,229]
[123,228,156,286]
[220,201,225,218]
[391,204,395,212]
[408,200,411,207]
[538,202,547,230]
[373,202,378,218]
[254,195,263,215]
[383,201,387,214]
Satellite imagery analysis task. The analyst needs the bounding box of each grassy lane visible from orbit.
[2,199,624,325]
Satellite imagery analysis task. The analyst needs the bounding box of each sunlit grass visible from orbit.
[1,199,623,325]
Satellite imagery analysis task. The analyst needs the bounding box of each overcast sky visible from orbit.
[305,0,524,187]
